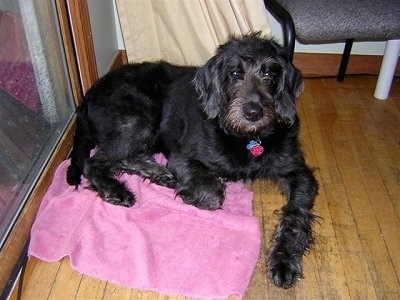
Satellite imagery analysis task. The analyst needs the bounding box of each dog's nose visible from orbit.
[243,102,263,122]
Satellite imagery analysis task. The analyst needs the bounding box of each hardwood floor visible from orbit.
[9,76,400,299]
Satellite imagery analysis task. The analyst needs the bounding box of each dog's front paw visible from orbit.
[194,194,224,210]
[177,176,225,210]
[180,189,224,210]
[267,246,302,289]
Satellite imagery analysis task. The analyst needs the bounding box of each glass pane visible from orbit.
[0,0,75,248]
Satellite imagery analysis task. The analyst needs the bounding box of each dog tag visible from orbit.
[246,140,264,157]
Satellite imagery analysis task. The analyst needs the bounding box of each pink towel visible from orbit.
[29,155,261,299]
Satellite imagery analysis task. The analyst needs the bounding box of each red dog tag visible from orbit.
[246,140,264,157]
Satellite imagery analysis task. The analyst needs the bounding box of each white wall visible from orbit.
[87,0,120,77]
[112,0,125,50]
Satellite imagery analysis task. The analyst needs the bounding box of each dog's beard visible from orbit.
[223,97,275,136]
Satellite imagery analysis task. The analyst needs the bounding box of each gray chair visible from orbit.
[264,0,400,99]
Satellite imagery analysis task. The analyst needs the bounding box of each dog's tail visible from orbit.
[66,99,95,186]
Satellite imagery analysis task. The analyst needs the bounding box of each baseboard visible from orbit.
[293,52,400,77]
[108,50,399,79]
[108,50,128,72]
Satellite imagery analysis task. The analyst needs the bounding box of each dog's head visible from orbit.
[194,32,304,137]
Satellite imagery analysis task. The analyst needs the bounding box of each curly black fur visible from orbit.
[66,33,318,288]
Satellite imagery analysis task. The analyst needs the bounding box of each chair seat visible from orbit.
[275,0,400,43]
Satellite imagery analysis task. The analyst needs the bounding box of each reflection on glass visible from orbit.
[0,0,74,248]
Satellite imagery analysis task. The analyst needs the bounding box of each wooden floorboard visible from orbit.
[8,76,400,299]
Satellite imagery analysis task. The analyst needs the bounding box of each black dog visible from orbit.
[66,33,318,289]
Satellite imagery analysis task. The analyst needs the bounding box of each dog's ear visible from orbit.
[287,63,305,99]
[275,62,304,124]
[193,56,225,119]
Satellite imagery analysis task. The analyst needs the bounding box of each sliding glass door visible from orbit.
[0,0,75,248]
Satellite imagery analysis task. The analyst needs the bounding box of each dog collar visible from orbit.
[246,138,264,157]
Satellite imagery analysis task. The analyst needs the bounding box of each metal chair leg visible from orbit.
[337,39,353,81]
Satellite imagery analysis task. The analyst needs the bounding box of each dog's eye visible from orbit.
[261,70,273,80]
[231,70,242,78]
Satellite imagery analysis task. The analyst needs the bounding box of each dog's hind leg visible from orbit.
[84,154,135,207]
[118,156,177,189]
[67,105,95,186]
